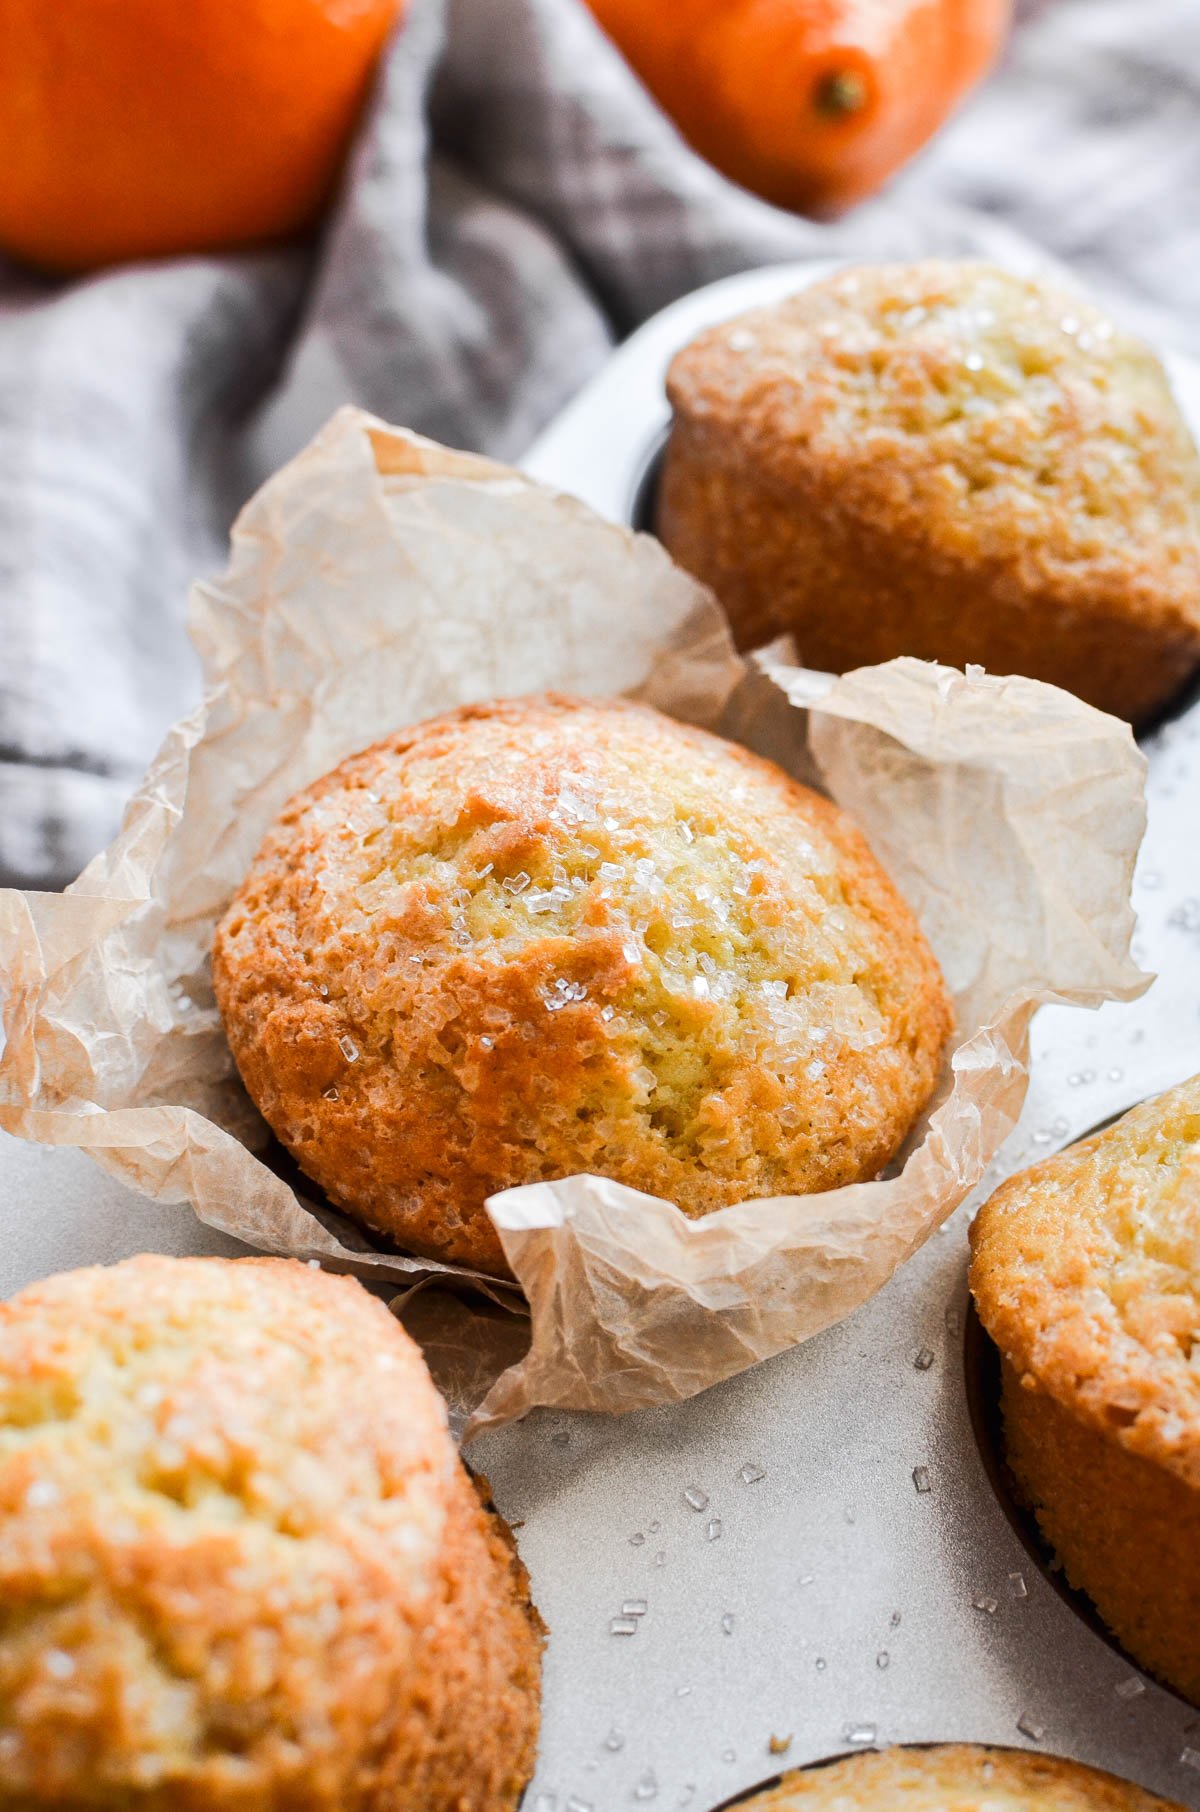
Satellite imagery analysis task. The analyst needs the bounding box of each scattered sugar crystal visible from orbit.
[629,1532,645,1547]
[890,1611,901,1627]
[634,1065,657,1094]
[609,1617,639,1636]
[600,1005,615,1021]
[877,1651,890,1669]
[1008,1572,1028,1599]
[338,1036,359,1062]
[1114,1677,1145,1700]
[805,1059,826,1081]
[1180,1747,1200,1772]
[972,1596,998,1615]
[692,976,709,998]
[844,1724,877,1747]
[683,1486,709,1512]
[323,1086,340,1101]
[604,1729,624,1752]
[634,1772,658,1800]
[533,1796,557,1812]
[815,1657,827,1671]
[1017,1713,1045,1741]
[912,1466,932,1494]
[721,1613,735,1635]
[706,1518,722,1542]
[654,1552,666,1567]
[799,1574,814,1588]
[739,1462,765,1485]
[565,1799,594,1812]
[914,1348,935,1371]
[503,872,531,894]
[480,1035,494,1050]
[622,1600,647,1618]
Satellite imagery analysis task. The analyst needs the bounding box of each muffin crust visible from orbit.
[733,1744,1184,1809]
[660,260,1200,724]
[214,694,952,1275]
[970,1076,1200,1702]
[0,1255,542,1809]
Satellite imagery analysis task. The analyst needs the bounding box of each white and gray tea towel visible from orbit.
[1,0,1198,888]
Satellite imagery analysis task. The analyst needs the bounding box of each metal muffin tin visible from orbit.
[3,259,1200,1810]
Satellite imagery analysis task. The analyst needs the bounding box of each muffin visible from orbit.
[0,1255,542,1809]
[213,694,952,1276]
[970,1076,1200,1703]
[729,1745,1184,1809]
[659,260,1200,724]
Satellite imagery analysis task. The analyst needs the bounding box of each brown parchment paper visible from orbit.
[0,407,1149,1435]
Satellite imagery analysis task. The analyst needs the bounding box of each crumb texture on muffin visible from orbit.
[0,1255,541,1810]
[660,260,1200,722]
[737,1744,1184,1809]
[214,694,951,1274]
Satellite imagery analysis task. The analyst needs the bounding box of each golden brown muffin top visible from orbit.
[214,695,951,1272]
[735,1745,1184,1810]
[0,1255,455,1800]
[971,1076,1200,1488]
[667,261,1200,635]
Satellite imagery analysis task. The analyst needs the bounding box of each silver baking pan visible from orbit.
[3,258,1200,1810]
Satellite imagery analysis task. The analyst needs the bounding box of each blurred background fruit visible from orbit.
[585,0,1013,215]
[0,0,406,273]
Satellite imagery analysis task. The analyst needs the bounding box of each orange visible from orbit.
[0,0,405,273]
[586,0,1012,216]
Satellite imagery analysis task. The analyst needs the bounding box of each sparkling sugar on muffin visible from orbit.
[970,1075,1200,1704]
[213,695,952,1275]
[730,1744,1185,1810]
[659,260,1200,724]
[0,1255,542,1810]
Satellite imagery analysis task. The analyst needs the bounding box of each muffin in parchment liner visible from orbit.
[0,407,1148,1432]
[212,694,953,1278]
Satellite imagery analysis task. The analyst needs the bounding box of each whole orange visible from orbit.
[586,0,1012,215]
[0,0,405,273]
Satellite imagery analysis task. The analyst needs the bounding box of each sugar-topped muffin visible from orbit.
[971,1076,1200,1703]
[732,1745,1183,1810]
[0,1255,542,1809]
[213,695,952,1275]
[659,260,1200,724]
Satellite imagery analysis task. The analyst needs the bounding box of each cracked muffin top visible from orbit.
[213,694,952,1275]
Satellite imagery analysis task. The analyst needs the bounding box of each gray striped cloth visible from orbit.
[1,0,1197,888]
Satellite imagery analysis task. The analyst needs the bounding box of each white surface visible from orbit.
[5,261,1200,1809]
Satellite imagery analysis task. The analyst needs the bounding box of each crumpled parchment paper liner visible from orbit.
[0,406,1149,1434]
